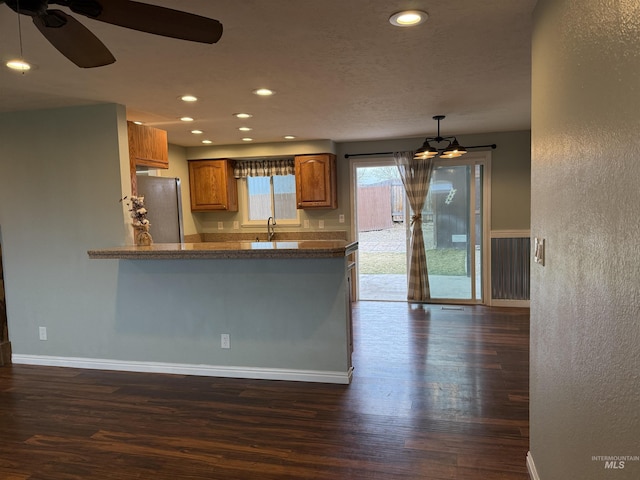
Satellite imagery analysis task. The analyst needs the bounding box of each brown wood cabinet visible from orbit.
[127,121,169,195]
[127,121,168,169]
[295,153,337,209]
[188,159,238,212]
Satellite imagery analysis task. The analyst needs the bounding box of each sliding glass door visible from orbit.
[425,154,489,303]
[351,153,490,304]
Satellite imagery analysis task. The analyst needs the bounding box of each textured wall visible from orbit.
[530,1,640,478]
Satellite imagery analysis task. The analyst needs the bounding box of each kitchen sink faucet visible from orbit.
[267,216,276,241]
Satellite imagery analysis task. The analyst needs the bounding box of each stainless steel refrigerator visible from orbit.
[136,175,184,243]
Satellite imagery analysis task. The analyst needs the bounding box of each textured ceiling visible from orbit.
[0,1,536,147]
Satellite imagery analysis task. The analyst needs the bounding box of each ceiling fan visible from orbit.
[2,0,223,68]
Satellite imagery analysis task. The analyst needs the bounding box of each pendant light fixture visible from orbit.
[6,0,32,73]
[414,115,467,160]
[343,115,496,160]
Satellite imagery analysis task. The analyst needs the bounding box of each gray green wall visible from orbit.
[335,130,531,232]
[0,104,349,378]
[530,0,640,478]
[0,104,130,357]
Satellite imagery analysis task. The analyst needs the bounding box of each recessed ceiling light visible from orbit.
[253,88,275,96]
[191,130,203,134]
[242,137,253,142]
[284,135,296,140]
[234,113,253,119]
[180,95,198,102]
[202,140,213,144]
[389,10,428,27]
[180,117,194,122]
[239,127,252,132]
[133,121,144,125]
[6,59,31,71]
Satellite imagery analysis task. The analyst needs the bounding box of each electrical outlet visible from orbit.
[339,214,345,223]
[39,326,47,341]
[319,220,324,229]
[217,221,224,230]
[221,334,230,349]
[233,221,239,230]
[304,220,310,228]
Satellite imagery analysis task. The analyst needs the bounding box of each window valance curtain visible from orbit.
[233,158,295,178]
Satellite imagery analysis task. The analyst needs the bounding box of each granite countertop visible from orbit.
[88,240,358,260]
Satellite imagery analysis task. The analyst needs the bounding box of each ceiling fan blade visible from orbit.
[70,0,223,44]
[33,10,116,68]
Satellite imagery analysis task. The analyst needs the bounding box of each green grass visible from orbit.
[358,249,466,276]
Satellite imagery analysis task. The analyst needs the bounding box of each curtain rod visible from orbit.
[343,144,497,159]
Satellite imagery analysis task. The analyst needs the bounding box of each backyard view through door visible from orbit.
[355,158,486,303]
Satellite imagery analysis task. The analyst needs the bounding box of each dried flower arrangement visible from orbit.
[121,195,150,227]
[120,195,152,245]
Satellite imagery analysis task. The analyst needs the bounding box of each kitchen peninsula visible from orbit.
[88,240,357,384]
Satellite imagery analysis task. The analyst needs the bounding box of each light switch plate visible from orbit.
[339,214,345,223]
[534,237,545,266]
[217,221,224,230]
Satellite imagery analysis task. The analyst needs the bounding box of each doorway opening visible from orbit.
[352,153,490,304]
[354,161,407,301]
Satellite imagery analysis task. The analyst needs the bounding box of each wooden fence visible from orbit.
[357,183,405,231]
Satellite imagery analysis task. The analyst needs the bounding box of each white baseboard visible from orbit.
[490,299,530,308]
[527,451,541,480]
[12,354,353,385]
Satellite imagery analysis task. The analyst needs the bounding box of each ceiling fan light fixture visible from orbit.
[6,59,31,71]
[389,10,428,27]
[253,88,275,96]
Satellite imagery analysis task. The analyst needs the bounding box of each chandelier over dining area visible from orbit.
[414,115,468,160]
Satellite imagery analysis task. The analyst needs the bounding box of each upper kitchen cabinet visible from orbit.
[188,159,238,212]
[295,153,337,209]
[127,121,168,169]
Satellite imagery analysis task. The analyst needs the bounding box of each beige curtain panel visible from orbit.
[394,151,435,302]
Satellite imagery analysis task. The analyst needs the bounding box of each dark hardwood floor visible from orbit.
[0,302,530,479]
